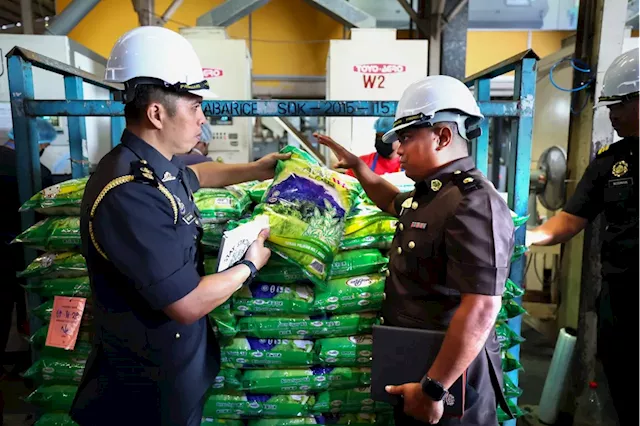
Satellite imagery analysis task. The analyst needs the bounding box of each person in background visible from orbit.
[319,75,514,425]
[527,47,638,425]
[315,117,401,176]
[177,122,214,166]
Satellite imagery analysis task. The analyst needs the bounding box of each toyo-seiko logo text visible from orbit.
[347,276,373,288]
[202,68,224,78]
[353,63,407,89]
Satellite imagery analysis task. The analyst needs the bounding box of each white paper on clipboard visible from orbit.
[216,214,270,272]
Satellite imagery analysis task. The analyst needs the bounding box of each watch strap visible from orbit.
[420,376,447,401]
[237,259,258,279]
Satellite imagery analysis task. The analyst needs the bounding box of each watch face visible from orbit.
[423,379,446,401]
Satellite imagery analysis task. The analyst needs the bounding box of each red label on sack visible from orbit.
[352,64,407,74]
[203,68,224,78]
[45,296,86,350]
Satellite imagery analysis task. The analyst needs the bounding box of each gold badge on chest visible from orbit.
[612,160,629,178]
[430,179,442,192]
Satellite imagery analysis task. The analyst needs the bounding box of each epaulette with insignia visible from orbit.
[596,144,610,157]
[452,170,482,193]
[131,159,159,186]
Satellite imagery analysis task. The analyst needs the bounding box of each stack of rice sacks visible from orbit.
[12,177,91,426]
[496,212,529,424]
[201,146,397,426]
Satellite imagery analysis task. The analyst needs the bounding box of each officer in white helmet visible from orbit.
[528,48,639,424]
[319,75,515,425]
[69,26,286,426]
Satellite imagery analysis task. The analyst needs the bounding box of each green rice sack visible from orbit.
[24,276,91,298]
[209,301,237,339]
[253,146,362,285]
[316,413,394,425]
[24,385,78,412]
[232,282,316,316]
[240,367,370,394]
[497,299,527,321]
[339,202,397,251]
[203,392,315,418]
[501,350,524,373]
[502,373,523,398]
[30,299,93,331]
[256,250,388,285]
[496,322,526,351]
[236,313,379,339]
[314,274,385,314]
[12,217,81,252]
[204,256,219,275]
[312,387,391,414]
[510,210,529,228]
[249,179,273,204]
[326,250,388,280]
[315,336,373,366]
[33,413,78,426]
[247,418,320,426]
[211,369,243,393]
[194,187,252,223]
[19,177,88,216]
[503,278,525,300]
[18,252,87,280]
[511,245,527,262]
[497,400,524,422]
[220,337,316,368]
[22,357,85,385]
[201,418,245,426]
[39,340,92,362]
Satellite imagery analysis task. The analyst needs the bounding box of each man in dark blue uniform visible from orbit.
[69,27,286,426]
[320,75,514,425]
[528,48,639,425]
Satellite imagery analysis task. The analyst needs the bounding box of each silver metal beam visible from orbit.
[45,0,101,35]
[302,0,376,28]
[442,0,468,29]
[160,0,183,25]
[197,0,271,27]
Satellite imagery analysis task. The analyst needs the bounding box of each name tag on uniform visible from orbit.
[182,212,196,225]
[410,221,427,229]
[607,177,633,188]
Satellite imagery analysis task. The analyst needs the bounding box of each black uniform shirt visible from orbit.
[564,137,638,278]
[71,129,220,426]
[381,156,515,424]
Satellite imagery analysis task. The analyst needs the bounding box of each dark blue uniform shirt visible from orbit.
[70,129,220,426]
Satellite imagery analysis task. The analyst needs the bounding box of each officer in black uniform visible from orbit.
[320,75,515,425]
[69,27,286,426]
[528,48,639,425]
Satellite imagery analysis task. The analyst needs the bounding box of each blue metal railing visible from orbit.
[8,46,538,426]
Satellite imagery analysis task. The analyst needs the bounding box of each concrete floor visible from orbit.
[1,322,620,426]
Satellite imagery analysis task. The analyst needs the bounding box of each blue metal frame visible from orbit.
[7,46,538,425]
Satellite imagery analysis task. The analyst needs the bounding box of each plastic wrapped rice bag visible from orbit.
[24,385,78,412]
[312,387,391,414]
[19,177,88,216]
[340,202,397,251]
[496,322,526,351]
[202,222,227,251]
[211,369,242,392]
[313,274,385,314]
[18,252,87,280]
[201,419,245,426]
[232,282,316,316]
[315,336,373,366]
[203,392,315,418]
[253,146,361,285]
[194,187,252,223]
[209,301,237,338]
[12,217,81,252]
[240,367,370,394]
[236,313,379,339]
[249,179,273,204]
[220,338,316,369]
[22,356,86,385]
[33,413,78,426]
[247,413,393,425]
[24,276,91,298]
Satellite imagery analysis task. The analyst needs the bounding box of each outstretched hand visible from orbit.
[313,133,362,170]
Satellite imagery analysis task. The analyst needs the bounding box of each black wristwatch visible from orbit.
[237,259,258,284]
[420,376,447,401]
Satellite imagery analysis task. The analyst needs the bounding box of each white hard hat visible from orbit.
[382,75,484,143]
[595,47,639,108]
[105,26,216,102]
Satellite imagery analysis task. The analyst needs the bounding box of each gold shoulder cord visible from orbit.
[89,175,179,260]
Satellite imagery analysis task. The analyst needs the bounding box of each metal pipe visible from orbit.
[442,0,468,28]
[20,0,34,34]
[252,74,326,82]
[160,0,183,24]
[45,0,101,35]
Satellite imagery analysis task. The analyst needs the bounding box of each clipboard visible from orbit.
[216,215,269,273]
[371,324,475,418]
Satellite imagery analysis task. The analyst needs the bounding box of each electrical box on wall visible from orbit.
[325,29,428,160]
[180,27,253,164]
[0,34,110,175]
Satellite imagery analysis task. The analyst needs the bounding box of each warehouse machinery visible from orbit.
[180,27,253,164]
[325,28,428,160]
[0,34,110,175]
